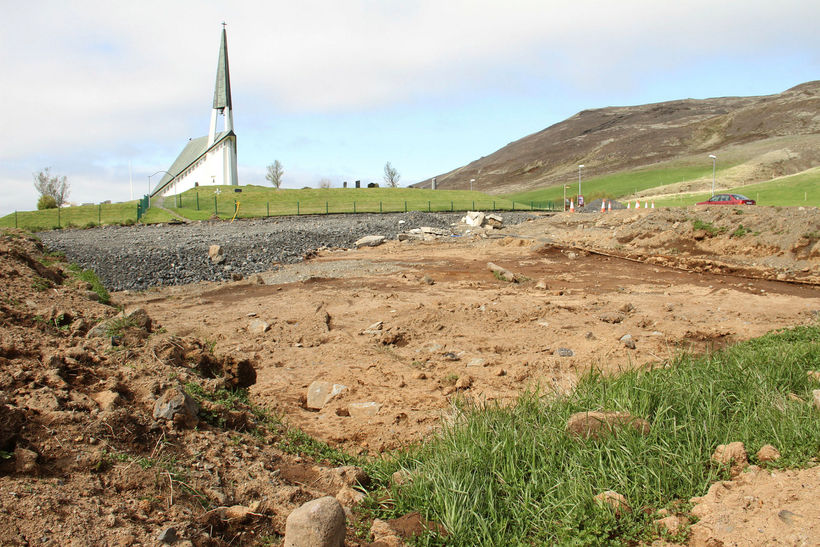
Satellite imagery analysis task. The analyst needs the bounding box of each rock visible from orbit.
[619,303,635,314]
[712,442,748,475]
[127,308,152,332]
[566,411,650,440]
[157,526,178,544]
[370,519,403,547]
[208,245,225,264]
[466,357,485,367]
[412,371,427,380]
[421,275,435,285]
[354,235,386,248]
[14,447,39,474]
[555,348,574,357]
[599,312,624,324]
[487,262,519,283]
[620,334,636,349]
[306,381,347,410]
[335,484,365,507]
[756,444,781,462]
[85,290,101,302]
[153,388,199,428]
[814,389,820,411]
[494,367,507,376]
[535,279,549,290]
[284,496,345,547]
[392,469,412,486]
[455,375,473,390]
[248,319,270,334]
[348,402,381,418]
[462,211,485,227]
[484,214,503,228]
[593,490,631,516]
[654,515,687,534]
[0,403,25,448]
[366,321,383,331]
[90,390,121,411]
[231,272,243,281]
[224,505,253,522]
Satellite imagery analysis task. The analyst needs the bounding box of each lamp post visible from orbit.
[148,170,172,207]
[563,185,570,212]
[708,155,717,196]
[578,164,584,195]
[470,178,475,192]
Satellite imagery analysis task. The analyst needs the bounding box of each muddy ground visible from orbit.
[1,205,818,545]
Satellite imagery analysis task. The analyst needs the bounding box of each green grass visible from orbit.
[504,165,716,205]
[653,168,820,208]
[0,202,145,231]
[66,263,111,304]
[365,325,820,545]
[163,186,551,220]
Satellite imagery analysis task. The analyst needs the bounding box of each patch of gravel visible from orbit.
[38,212,535,291]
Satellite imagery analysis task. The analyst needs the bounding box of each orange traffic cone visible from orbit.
[627,202,631,209]
[601,201,606,213]
[607,200,612,212]
[570,200,575,213]
[644,201,648,209]
[635,200,640,209]
[651,201,655,209]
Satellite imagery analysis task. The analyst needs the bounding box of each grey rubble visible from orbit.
[38,211,534,292]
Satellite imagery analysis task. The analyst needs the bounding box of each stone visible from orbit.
[599,312,624,324]
[284,496,345,547]
[335,484,365,507]
[455,375,473,390]
[654,515,687,534]
[306,381,347,410]
[756,444,781,462]
[127,308,152,332]
[620,334,636,349]
[90,390,121,411]
[566,411,650,440]
[391,469,412,486]
[157,526,178,544]
[494,368,507,376]
[814,389,820,411]
[484,214,503,228]
[329,465,369,487]
[711,442,748,473]
[466,357,485,367]
[14,447,39,474]
[555,348,574,357]
[594,490,631,516]
[85,290,100,302]
[354,235,386,248]
[412,371,427,380]
[153,388,199,428]
[224,505,253,522]
[370,519,403,547]
[366,321,383,331]
[0,403,25,448]
[348,402,381,418]
[442,352,460,361]
[487,262,518,282]
[248,319,270,334]
[462,211,485,227]
[535,279,549,290]
[208,245,225,264]
[422,275,435,285]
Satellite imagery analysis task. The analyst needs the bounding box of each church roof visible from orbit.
[151,131,233,195]
[213,27,232,110]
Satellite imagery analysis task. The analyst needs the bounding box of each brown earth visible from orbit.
[1,205,819,545]
[414,81,820,194]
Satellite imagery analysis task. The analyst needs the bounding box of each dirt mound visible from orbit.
[0,229,381,546]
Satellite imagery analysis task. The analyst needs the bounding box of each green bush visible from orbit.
[37,195,57,210]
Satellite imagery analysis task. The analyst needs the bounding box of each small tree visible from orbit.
[34,168,70,208]
[265,160,284,189]
[383,162,400,188]
[318,178,332,189]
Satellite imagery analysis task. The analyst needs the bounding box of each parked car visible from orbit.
[696,194,756,205]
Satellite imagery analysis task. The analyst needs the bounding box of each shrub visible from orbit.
[37,195,57,210]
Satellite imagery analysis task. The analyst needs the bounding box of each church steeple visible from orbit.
[208,24,233,146]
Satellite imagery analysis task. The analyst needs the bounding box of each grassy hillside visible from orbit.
[0,201,172,231]
[163,186,549,220]
[504,165,716,205]
[653,168,820,207]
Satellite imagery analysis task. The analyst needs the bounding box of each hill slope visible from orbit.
[415,81,820,194]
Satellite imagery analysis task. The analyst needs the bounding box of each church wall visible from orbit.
[156,137,238,198]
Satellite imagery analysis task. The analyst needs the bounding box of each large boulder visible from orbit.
[354,235,386,249]
[284,496,346,547]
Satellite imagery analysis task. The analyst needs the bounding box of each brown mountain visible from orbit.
[414,81,820,194]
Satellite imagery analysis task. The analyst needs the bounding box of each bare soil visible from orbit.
[1,205,818,545]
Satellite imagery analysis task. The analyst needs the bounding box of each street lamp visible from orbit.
[470,178,475,192]
[148,170,171,206]
[578,164,584,195]
[708,155,717,196]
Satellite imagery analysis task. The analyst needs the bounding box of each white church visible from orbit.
[151,26,238,199]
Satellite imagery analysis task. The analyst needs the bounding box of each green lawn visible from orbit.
[0,201,146,231]
[163,186,557,219]
[653,169,820,207]
[365,325,820,545]
[504,165,716,204]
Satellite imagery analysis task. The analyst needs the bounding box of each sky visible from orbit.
[1,0,818,216]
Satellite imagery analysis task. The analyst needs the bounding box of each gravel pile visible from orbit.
[38,211,535,291]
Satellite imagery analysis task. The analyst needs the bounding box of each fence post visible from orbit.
[472,200,475,210]
[196,192,200,210]
[379,201,382,213]
[214,196,218,216]
[326,201,329,214]
[428,201,431,212]
[15,210,18,228]
[493,201,495,211]
[297,202,300,215]
[451,201,454,211]
[234,200,237,214]
[512,202,515,211]
[353,201,356,214]
[57,206,60,227]
[404,201,407,212]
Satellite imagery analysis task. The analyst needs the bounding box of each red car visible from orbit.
[697,193,756,205]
